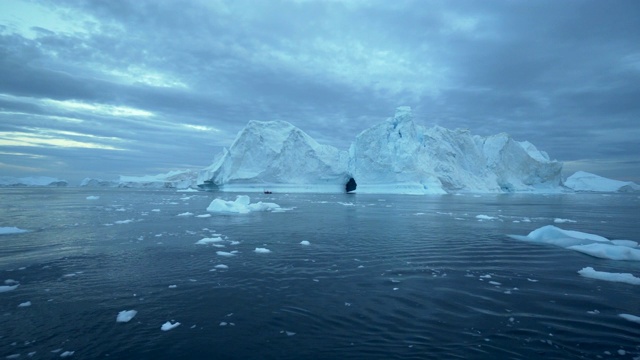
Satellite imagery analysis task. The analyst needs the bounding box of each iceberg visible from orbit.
[509,225,640,261]
[198,120,351,193]
[198,107,563,194]
[564,171,640,192]
[206,195,283,214]
[0,176,67,187]
[81,170,198,189]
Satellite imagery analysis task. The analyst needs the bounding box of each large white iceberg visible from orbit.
[509,225,640,261]
[81,170,198,189]
[564,171,640,193]
[198,120,350,193]
[0,176,67,187]
[198,107,563,194]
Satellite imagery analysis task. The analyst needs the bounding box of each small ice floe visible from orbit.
[479,274,492,279]
[168,285,177,288]
[587,310,600,315]
[300,240,311,246]
[161,321,181,331]
[338,202,355,206]
[618,313,640,324]
[255,248,271,254]
[195,237,224,245]
[214,264,229,269]
[151,209,161,212]
[18,301,31,307]
[476,215,496,221]
[230,241,240,245]
[0,284,19,293]
[114,219,134,225]
[116,310,138,323]
[0,227,29,235]
[219,322,228,326]
[509,225,640,261]
[527,278,539,282]
[489,281,502,286]
[578,267,640,285]
[206,195,285,214]
[216,251,238,257]
[86,196,100,200]
[554,218,577,224]
[280,330,296,336]
[196,214,211,218]
[60,351,74,357]
[177,212,193,217]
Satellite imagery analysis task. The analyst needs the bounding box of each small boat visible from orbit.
[263,190,272,194]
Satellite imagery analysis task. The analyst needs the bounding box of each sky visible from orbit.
[1,0,639,184]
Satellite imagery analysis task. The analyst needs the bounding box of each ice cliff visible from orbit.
[197,120,350,192]
[198,107,563,194]
[0,176,68,187]
[564,171,639,192]
[81,170,197,189]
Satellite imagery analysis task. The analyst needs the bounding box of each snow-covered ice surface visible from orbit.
[160,321,180,331]
[116,310,138,323]
[206,195,284,214]
[578,267,640,285]
[0,227,29,235]
[1,188,639,359]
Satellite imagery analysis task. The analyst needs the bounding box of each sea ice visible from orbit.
[214,264,229,269]
[86,196,100,200]
[195,237,224,245]
[18,301,31,307]
[60,351,74,357]
[114,219,134,224]
[619,313,640,324]
[0,227,28,235]
[0,284,19,292]
[300,240,311,246]
[255,247,272,253]
[578,267,640,285]
[116,310,138,323]
[161,321,181,331]
[206,195,283,214]
[476,215,496,220]
[216,251,238,257]
[177,212,193,216]
[196,214,212,218]
[509,225,640,261]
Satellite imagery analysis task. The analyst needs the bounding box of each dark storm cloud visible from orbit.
[1,0,639,182]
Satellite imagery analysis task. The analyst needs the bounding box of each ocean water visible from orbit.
[1,188,639,359]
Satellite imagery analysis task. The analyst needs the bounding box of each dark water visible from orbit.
[1,188,639,359]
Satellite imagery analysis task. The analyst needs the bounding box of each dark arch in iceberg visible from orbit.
[345,177,357,193]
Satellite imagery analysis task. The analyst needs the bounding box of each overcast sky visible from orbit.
[1,0,639,184]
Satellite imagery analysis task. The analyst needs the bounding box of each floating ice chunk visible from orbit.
[476,215,496,220]
[0,227,28,235]
[151,209,161,212]
[195,237,224,245]
[214,264,229,269]
[86,196,100,200]
[6,354,20,359]
[115,219,134,224]
[196,214,211,218]
[509,225,640,261]
[489,281,501,286]
[578,267,640,285]
[554,218,576,223]
[161,321,181,331]
[18,301,31,307]
[219,322,228,326]
[60,351,74,357]
[216,251,238,257]
[177,212,193,217]
[206,195,284,214]
[168,284,177,288]
[338,202,354,206]
[479,274,492,279]
[0,284,19,292]
[619,313,640,324]
[116,310,137,323]
[255,248,271,253]
[527,278,539,282]
[300,240,311,246]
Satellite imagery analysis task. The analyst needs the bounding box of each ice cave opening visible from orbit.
[346,178,357,193]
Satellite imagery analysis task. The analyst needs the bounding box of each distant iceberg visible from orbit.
[0,176,67,187]
[198,107,563,194]
[564,171,639,193]
[81,170,198,189]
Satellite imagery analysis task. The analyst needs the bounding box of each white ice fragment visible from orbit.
[219,322,228,326]
[254,247,271,253]
[0,227,29,235]
[6,354,20,359]
[587,310,600,314]
[216,251,237,257]
[18,301,31,307]
[214,264,229,269]
[300,240,311,246]
[60,351,74,357]
[619,313,640,324]
[476,215,496,220]
[195,237,224,245]
[114,219,134,224]
[161,321,181,331]
[168,285,177,288]
[578,267,640,285]
[177,212,193,217]
[116,310,138,323]
[527,278,538,282]
[206,195,284,214]
[151,209,161,212]
[554,218,576,223]
[86,196,99,200]
[479,274,492,279]
[286,331,296,336]
[0,284,19,293]
[196,214,212,218]
[489,281,501,286]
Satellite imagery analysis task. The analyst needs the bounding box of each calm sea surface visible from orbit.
[1,188,639,359]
